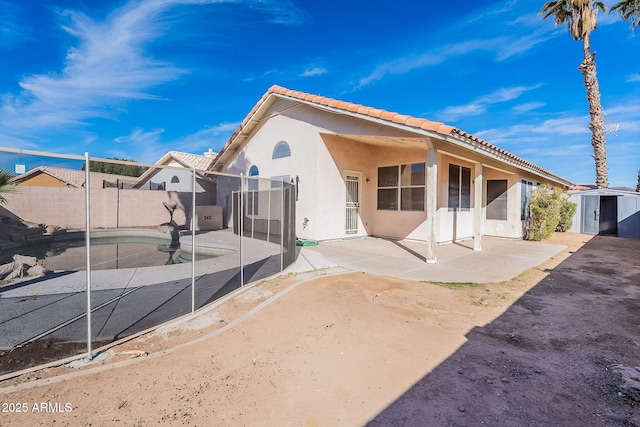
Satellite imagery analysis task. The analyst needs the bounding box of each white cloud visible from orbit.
[356,39,490,90]
[0,0,307,141]
[114,127,164,145]
[353,1,558,90]
[175,121,239,152]
[113,121,237,163]
[626,74,640,83]
[513,102,545,113]
[438,85,542,121]
[299,67,327,78]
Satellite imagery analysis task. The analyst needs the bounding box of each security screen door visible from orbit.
[344,171,361,236]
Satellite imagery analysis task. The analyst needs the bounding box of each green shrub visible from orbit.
[525,185,572,241]
[557,199,577,232]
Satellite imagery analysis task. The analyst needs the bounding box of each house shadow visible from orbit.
[367,235,640,426]
[390,240,427,263]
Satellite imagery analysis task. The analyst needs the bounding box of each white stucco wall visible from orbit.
[220,103,567,243]
[222,113,322,240]
[139,160,213,193]
[221,105,438,241]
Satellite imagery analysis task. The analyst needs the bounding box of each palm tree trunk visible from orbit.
[578,36,608,189]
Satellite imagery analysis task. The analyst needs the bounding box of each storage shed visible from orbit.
[568,189,640,238]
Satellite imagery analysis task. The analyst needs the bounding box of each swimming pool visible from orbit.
[13,235,216,271]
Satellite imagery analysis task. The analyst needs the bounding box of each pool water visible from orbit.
[14,236,215,271]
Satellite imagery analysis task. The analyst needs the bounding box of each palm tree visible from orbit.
[540,1,609,188]
[611,0,640,31]
[636,166,640,192]
[0,170,16,205]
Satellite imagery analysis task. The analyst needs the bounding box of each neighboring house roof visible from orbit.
[133,151,217,188]
[212,85,574,188]
[9,166,137,189]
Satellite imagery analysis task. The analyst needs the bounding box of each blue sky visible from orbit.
[1,0,639,187]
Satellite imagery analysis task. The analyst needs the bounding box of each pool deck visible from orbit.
[0,229,282,352]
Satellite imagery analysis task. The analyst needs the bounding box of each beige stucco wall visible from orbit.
[3,187,215,230]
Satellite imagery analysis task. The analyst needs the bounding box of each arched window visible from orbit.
[249,165,259,176]
[272,141,291,159]
[171,176,180,184]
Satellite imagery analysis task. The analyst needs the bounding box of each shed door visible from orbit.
[599,196,618,236]
[581,195,599,235]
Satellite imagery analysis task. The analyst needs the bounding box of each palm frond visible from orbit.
[0,169,17,205]
[611,0,640,31]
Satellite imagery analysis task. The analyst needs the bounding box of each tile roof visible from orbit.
[168,151,217,170]
[214,85,573,187]
[133,151,217,187]
[10,166,137,189]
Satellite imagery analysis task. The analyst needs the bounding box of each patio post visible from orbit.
[191,166,196,313]
[473,162,484,251]
[425,143,437,264]
[240,174,244,287]
[84,152,92,359]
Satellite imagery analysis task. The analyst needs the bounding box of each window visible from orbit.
[272,141,291,159]
[448,164,471,211]
[247,166,259,215]
[487,180,508,220]
[171,176,180,184]
[521,180,534,220]
[377,163,425,211]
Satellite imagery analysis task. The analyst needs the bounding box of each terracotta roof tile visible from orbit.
[213,85,572,186]
[368,108,383,118]
[379,111,396,121]
[392,114,410,124]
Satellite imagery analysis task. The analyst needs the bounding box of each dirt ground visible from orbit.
[0,232,639,426]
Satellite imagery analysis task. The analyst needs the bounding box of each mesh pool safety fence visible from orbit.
[0,148,296,377]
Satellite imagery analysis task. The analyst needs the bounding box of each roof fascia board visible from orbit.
[289,94,571,186]
[441,133,573,187]
[214,94,282,171]
[437,149,516,175]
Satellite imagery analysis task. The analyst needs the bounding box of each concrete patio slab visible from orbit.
[293,237,566,283]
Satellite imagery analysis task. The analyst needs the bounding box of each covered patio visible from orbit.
[289,236,567,283]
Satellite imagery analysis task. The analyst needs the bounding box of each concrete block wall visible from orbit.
[3,187,217,230]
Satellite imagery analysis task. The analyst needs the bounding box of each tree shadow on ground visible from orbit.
[368,236,640,427]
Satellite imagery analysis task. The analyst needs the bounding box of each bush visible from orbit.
[525,185,574,241]
[557,199,577,232]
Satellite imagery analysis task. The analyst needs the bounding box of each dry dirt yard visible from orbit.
[0,232,639,426]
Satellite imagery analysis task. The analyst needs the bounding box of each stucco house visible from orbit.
[212,86,573,262]
[9,166,137,189]
[134,150,218,192]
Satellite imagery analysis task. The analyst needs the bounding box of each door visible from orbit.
[581,195,599,234]
[599,196,618,236]
[344,171,361,236]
